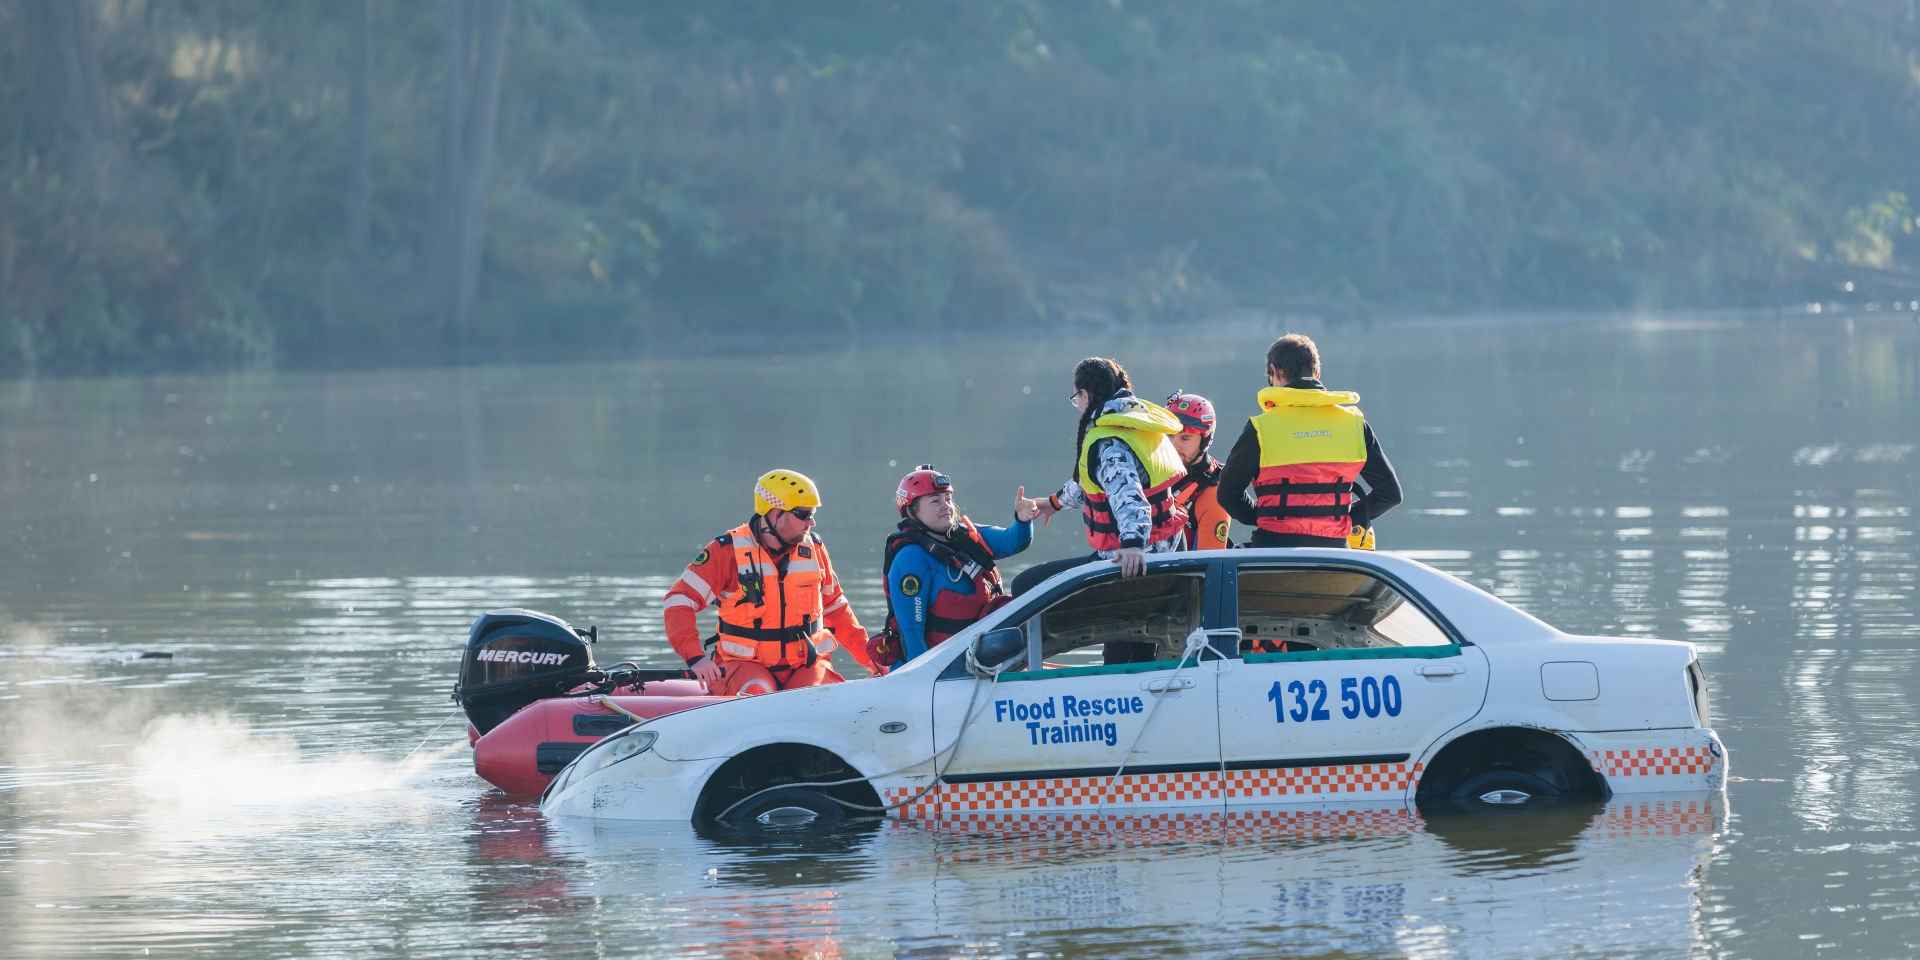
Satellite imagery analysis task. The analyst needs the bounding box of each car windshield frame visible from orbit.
[1220,556,1470,658]
[937,556,1223,681]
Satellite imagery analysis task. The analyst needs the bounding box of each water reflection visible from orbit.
[535,798,1722,959]
[1789,647,1920,834]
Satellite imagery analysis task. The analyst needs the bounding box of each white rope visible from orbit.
[399,706,464,770]
[1092,627,1227,817]
[712,627,1230,825]
[965,636,1027,680]
[712,671,1001,821]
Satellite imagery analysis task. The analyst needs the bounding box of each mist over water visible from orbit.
[1,314,1916,958]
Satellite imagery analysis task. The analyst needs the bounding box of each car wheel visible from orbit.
[1447,769,1564,812]
[718,787,849,829]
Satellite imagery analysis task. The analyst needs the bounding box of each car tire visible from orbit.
[1447,769,1564,812]
[719,787,849,829]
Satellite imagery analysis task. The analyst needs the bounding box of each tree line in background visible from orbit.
[3,0,1918,375]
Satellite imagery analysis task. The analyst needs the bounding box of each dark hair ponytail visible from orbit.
[1068,357,1132,483]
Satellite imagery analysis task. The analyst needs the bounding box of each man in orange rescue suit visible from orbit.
[1218,333,1402,548]
[1165,391,1233,550]
[663,468,881,696]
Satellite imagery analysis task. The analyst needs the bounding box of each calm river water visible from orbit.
[1,314,1915,958]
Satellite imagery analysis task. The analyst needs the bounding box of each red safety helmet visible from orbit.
[895,465,954,516]
[1166,391,1217,437]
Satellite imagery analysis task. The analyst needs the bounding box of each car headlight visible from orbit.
[553,728,658,795]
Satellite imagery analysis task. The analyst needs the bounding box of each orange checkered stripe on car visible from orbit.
[886,761,1422,818]
[1219,762,1420,800]
[895,808,1425,848]
[890,770,1217,815]
[1587,747,1717,778]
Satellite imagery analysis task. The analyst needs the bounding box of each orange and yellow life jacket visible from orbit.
[1249,386,1368,540]
[713,522,841,669]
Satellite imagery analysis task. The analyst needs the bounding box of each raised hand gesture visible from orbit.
[1014,485,1046,523]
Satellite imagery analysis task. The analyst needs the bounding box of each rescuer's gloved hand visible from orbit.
[1348,526,1376,550]
[688,655,725,687]
[866,633,898,671]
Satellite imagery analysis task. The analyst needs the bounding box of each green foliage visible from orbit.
[1118,244,1219,328]
[2,0,1918,375]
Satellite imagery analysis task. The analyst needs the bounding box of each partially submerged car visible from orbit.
[541,548,1725,825]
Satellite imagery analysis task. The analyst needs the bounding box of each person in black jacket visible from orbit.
[1218,333,1401,547]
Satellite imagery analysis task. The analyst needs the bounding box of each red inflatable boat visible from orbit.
[454,608,728,795]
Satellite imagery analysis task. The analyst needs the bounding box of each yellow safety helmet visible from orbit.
[753,468,822,516]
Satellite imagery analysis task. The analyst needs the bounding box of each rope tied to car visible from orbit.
[1091,626,1229,818]
[710,672,1002,822]
[714,625,1229,824]
[965,639,1025,680]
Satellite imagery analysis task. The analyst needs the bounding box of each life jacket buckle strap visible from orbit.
[1254,482,1351,496]
[718,620,814,643]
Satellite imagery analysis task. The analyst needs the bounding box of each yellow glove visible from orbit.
[1347,526,1376,550]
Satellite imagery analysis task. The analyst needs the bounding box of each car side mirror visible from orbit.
[968,627,1027,677]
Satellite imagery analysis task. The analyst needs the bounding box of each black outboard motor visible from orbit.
[454,608,598,735]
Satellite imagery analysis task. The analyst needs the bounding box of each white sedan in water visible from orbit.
[542,549,1726,825]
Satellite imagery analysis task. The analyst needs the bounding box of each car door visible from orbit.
[925,560,1227,814]
[1213,560,1489,807]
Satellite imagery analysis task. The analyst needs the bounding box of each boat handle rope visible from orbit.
[591,695,647,725]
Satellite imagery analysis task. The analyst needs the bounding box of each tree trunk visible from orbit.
[453,0,510,340]
[347,0,373,253]
[427,1,471,339]
[20,0,118,176]
[426,0,511,351]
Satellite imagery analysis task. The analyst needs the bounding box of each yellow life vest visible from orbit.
[1249,386,1368,539]
[1077,397,1190,550]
